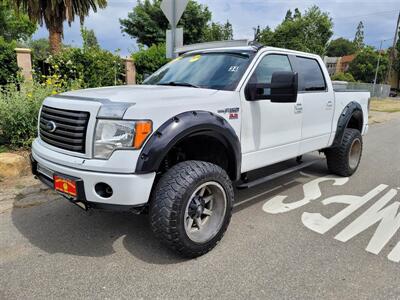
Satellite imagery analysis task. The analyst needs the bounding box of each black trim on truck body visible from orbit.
[332,101,363,147]
[135,111,242,181]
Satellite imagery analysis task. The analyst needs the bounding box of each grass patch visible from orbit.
[0,145,9,153]
[370,98,400,113]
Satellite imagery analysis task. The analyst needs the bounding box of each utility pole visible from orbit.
[171,0,176,58]
[373,40,383,97]
[386,11,400,84]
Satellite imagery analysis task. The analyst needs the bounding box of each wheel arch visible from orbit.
[135,111,242,181]
[332,101,364,148]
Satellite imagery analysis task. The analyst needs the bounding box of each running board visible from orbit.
[236,159,321,189]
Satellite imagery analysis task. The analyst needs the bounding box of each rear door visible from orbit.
[292,56,335,154]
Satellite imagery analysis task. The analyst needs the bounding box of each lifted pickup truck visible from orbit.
[31,43,370,257]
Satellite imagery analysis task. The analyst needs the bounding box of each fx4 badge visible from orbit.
[217,107,239,120]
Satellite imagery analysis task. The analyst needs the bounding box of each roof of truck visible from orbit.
[185,45,321,60]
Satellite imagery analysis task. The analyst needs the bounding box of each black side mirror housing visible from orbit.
[270,71,298,103]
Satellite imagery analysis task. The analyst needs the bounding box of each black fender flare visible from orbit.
[135,111,242,181]
[332,101,363,147]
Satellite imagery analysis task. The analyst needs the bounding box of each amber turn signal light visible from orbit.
[133,121,152,149]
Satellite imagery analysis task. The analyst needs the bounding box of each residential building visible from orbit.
[338,54,356,73]
[323,56,341,76]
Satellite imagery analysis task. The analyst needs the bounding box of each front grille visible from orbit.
[39,105,90,153]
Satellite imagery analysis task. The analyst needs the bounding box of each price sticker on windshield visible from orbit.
[228,66,240,72]
[189,55,202,62]
[171,56,183,63]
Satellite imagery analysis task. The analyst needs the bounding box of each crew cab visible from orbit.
[31,42,370,257]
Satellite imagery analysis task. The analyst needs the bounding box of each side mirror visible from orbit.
[143,73,151,80]
[270,71,298,103]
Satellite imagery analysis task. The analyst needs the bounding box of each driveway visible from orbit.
[1,116,400,299]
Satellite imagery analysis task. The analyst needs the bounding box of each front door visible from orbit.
[240,53,302,173]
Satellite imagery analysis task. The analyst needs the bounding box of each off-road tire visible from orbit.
[150,160,234,258]
[325,128,363,177]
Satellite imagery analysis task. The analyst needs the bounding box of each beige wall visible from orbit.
[389,70,399,89]
[15,48,32,81]
[124,58,136,85]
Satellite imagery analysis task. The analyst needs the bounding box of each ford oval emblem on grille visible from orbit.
[46,121,57,133]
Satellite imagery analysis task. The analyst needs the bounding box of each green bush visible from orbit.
[0,37,20,85]
[132,44,170,83]
[35,47,125,88]
[0,79,81,148]
[331,72,355,82]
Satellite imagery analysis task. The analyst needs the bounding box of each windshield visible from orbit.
[143,52,254,91]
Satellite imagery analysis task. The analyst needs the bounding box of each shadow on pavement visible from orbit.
[11,159,330,265]
[11,200,185,265]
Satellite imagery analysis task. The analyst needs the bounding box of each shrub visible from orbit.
[34,47,125,88]
[331,72,355,82]
[132,44,170,83]
[0,37,20,85]
[0,78,81,148]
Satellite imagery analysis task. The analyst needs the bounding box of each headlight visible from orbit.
[94,120,152,159]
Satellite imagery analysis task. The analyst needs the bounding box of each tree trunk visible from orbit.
[49,26,62,54]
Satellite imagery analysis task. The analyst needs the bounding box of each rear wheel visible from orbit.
[325,128,363,177]
[150,160,234,258]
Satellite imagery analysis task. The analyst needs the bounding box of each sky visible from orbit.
[32,0,400,57]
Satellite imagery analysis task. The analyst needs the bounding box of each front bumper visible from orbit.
[31,142,156,208]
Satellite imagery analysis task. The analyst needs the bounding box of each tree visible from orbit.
[293,8,301,19]
[13,0,107,54]
[0,0,36,42]
[258,6,333,56]
[348,46,389,83]
[394,31,400,73]
[120,0,231,47]
[81,27,99,49]
[204,21,233,42]
[331,72,355,82]
[0,37,19,85]
[132,43,170,83]
[353,21,365,50]
[28,38,50,61]
[326,38,356,57]
[284,10,293,22]
[256,26,274,45]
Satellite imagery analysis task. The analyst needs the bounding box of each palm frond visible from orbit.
[14,0,107,28]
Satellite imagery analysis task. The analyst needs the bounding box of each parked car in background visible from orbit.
[389,89,399,97]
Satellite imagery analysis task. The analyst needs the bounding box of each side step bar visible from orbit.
[236,159,321,189]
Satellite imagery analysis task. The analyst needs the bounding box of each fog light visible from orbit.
[95,182,113,198]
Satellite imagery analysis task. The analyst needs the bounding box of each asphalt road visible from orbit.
[1,117,400,299]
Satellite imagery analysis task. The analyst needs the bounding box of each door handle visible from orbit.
[294,103,303,114]
[326,101,334,109]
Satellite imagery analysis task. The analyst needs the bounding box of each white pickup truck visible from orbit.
[31,43,370,257]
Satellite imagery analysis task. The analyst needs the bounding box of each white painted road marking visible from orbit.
[302,184,388,234]
[261,175,400,264]
[262,175,349,214]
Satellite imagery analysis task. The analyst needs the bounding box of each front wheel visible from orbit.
[150,161,234,258]
[325,128,363,177]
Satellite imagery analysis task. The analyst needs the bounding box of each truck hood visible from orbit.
[61,85,219,104]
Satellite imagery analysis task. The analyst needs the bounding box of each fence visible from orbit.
[332,81,391,98]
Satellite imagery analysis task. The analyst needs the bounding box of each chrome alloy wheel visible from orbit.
[184,182,227,243]
[348,138,362,170]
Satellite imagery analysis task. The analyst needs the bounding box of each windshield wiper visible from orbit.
[157,81,199,88]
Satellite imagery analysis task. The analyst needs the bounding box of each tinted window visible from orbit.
[296,57,326,91]
[247,54,292,99]
[143,52,254,91]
